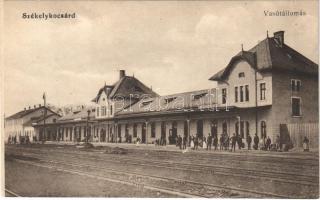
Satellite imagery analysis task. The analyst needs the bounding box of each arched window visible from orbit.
[261,121,266,138]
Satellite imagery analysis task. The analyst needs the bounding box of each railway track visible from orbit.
[12,157,292,198]
[19,149,318,186]
[8,146,318,180]
[5,145,319,198]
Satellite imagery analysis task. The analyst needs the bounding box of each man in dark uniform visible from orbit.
[194,135,198,150]
[253,133,259,150]
[266,136,271,150]
[182,135,187,149]
[219,134,224,150]
[247,134,252,150]
[236,134,242,150]
[178,135,182,149]
[231,133,237,152]
[213,135,218,150]
[207,134,212,150]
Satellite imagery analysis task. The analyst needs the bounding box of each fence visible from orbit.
[282,123,319,149]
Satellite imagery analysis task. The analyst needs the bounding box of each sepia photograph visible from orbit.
[2,0,319,198]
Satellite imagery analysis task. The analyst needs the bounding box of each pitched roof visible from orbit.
[92,75,159,102]
[209,35,318,81]
[23,113,59,126]
[58,106,96,122]
[6,106,60,120]
[117,89,218,117]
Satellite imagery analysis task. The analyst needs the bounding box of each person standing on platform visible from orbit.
[190,136,195,150]
[194,135,198,150]
[303,136,310,152]
[231,133,236,152]
[213,135,218,150]
[178,135,182,150]
[237,135,242,150]
[219,134,224,150]
[182,135,187,150]
[266,136,271,150]
[247,134,252,150]
[253,134,259,150]
[207,134,212,150]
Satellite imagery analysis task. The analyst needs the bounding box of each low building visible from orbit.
[32,31,318,148]
[5,105,61,143]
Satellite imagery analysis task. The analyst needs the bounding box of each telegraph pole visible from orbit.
[42,92,47,144]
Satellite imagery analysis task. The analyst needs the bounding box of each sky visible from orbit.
[3,0,318,116]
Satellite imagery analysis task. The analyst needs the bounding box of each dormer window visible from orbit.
[165,97,176,104]
[133,86,143,92]
[238,72,245,78]
[192,93,207,100]
[141,99,153,107]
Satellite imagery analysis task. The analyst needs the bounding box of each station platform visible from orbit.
[41,141,319,160]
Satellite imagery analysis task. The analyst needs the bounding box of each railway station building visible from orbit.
[29,31,318,148]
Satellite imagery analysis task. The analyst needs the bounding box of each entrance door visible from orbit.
[211,120,218,138]
[118,125,122,143]
[197,120,203,138]
[171,121,178,144]
[142,123,146,143]
[184,121,188,138]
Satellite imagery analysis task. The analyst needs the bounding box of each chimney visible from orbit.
[39,104,41,107]
[28,106,31,110]
[24,107,26,111]
[274,31,284,47]
[119,70,126,79]
[34,105,36,109]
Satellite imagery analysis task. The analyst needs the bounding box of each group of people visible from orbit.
[7,135,35,144]
[171,132,291,152]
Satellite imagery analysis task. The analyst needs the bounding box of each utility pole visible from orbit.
[42,92,47,144]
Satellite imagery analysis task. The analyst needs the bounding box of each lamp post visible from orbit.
[86,110,91,144]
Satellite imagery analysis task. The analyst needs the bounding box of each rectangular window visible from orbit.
[291,80,295,91]
[96,107,100,116]
[110,105,113,116]
[240,86,244,102]
[222,88,227,104]
[260,83,266,100]
[238,72,245,78]
[235,87,238,102]
[292,97,301,116]
[296,80,301,91]
[245,85,249,101]
[101,106,106,116]
[151,123,156,138]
